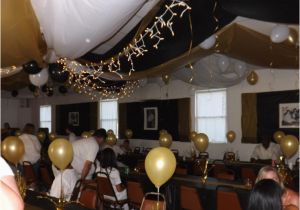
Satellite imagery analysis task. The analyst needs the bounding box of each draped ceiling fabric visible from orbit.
[30,0,147,59]
[1,0,46,68]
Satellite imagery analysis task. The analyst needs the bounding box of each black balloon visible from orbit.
[46,88,54,97]
[28,84,37,92]
[49,63,69,83]
[23,60,41,74]
[11,90,18,97]
[58,85,68,94]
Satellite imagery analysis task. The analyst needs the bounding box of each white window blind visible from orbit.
[40,105,52,132]
[99,99,118,136]
[195,89,227,143]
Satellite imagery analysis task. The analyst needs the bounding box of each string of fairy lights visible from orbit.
[57,0,191,100]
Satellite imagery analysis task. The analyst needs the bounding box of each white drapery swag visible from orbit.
[30,0,146,59]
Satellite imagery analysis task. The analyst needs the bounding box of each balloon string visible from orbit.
[157,186,160,210]
[60,169,63,201]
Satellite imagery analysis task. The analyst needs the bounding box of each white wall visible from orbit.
[24,69,300,163]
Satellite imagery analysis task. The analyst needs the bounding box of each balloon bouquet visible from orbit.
[1,136,26,198]
[47,138,73,210]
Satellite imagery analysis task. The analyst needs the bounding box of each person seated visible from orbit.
[50,165,78,201]
[256,166,299,208]
[18,123,41,176]
[0,157,24,210]
[250,135,281,164]
[248,179,283,210]
[120,139,132,154]
[96,148,128,210]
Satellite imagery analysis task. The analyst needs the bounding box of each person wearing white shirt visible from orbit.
[71,128,106,180]
[65,125,77,143]
[0,157,24,210]
[96,148,128,210]
[50,167,78,201]
[251,136,282,163]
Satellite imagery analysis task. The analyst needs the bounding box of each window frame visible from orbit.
[39,105,52,133]
[98,99,119,136]
[194,88,227,143]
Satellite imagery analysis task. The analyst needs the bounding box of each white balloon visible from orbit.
[234,61,247,77]
[217,55,230,73]
[200,35,216,49]
[139,78,148,87]
[270,25,290,43]
[29,68,49,87]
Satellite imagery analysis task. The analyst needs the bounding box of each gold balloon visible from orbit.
[159,133,172,148]
[193,133,209,152]
[145,147,176,188]
[159,129,168,136]
[125,129,133,139]
[15,130,22,136]
[162,74,170,85]
[106,134,117,146]
[280,135,299,158]
[1,136,25,165]
[49,132,57,141]
[48,138,73,170]
[107,129,114,135]
[247,71,258,85]
[273,131,285,144]
[226,130,236,143]
[189,131,197,141]
[288,28,298,45]
[81,131,91,139]
[37,131,46,142]
[89,130,95,136]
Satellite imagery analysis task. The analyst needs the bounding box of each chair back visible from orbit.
[134,147,141,154]
[22,161,37,184]
[175,167,188,175]
[140,192,166,210]
[70,179,82,201]
[180,185,203,210]
[78,181,97,209]
[96,172,117,199]
[39,164,54,189]
[127,181,144,209]
[216,186,242,210]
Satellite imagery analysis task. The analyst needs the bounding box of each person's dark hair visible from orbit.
[93,128,107,139]
[99,148,117,171]
[248,179,283,210]
[23,123,35,134]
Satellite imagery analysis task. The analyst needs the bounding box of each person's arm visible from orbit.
[81,160,92,180]
[0,177,24,210]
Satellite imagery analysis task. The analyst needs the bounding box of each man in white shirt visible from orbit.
[18,123,41,177]
[65,125,77,143]
[50,167,78,201]
[250,136,282,163]
[71,128,106,180]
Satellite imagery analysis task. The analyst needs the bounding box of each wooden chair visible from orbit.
[96,172,128,210]
[175,167,188,175]
[39,164,54,190]
[22,161,38,185]
[140,192,166,210]
[133,147,141,154]
[78,181,98,210]
[127,181,144,209]
[180,185,203,210]
[216,186,242,210]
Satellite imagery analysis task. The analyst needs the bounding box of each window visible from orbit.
[40,105,52,132]
[99,99,118,136]
[195,89,227,143]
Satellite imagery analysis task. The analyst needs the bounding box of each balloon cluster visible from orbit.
[159,130,172,148]
[190,131,209,152]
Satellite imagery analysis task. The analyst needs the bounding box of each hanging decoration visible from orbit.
[270,25,290,43]
[247,70,258,85]
[55,0,191,100]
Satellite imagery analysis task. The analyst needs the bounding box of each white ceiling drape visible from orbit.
[31,0,147,59]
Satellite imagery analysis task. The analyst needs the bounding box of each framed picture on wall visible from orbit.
[279,103,299,128]
[144,107,158,130]
[68,112,79,126]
